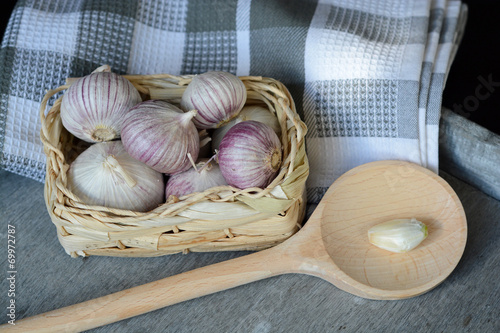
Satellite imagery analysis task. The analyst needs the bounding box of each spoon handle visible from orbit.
[1,247,287,333]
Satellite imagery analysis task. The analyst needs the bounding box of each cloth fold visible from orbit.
[0,0,467,203]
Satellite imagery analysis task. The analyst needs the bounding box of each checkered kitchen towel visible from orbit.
[0,0,467,203]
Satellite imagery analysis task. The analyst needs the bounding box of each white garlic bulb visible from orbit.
[165,158,228,198]
[368,218,428,253]
[61,67,142,143]
[180,71,247,129]
[67,141,164,212]
[121,100,200,174]
[212,105,282,151]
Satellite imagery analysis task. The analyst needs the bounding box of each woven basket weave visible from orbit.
[40,72,309,258]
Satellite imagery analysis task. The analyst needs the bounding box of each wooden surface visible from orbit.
[1,162,493,332]
[2,161,467,332]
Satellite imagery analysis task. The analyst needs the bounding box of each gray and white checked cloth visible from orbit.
[0,0,467,204]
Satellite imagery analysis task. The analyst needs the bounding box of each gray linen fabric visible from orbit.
[0,0,467,203]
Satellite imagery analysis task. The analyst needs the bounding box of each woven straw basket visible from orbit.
[40,70,309,258]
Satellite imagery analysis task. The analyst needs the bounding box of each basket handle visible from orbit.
[0,246,290,332]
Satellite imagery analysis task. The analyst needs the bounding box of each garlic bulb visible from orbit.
[121,100,199,174]
[61,68,142,143]
[212,105,282,151]
[218,120,282,189]
[180,71,247,129]
[368,218,428,253]
[165,158,228,198]
[67,141,164,212]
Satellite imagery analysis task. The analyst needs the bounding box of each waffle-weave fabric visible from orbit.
[0,0,467,203]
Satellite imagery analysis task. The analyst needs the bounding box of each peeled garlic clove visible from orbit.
[61,69,142,143]
[180,71,247,129]
[121,100,200,174]
[368,218,428,253]
[212,105,281,151]
[218,120,282,189]
[67,141,164,212]
[165,158,228,198]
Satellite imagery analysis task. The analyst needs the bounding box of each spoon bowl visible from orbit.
[2,160,467,332]
[315,160,467,299]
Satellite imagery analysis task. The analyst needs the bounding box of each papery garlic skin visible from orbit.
[121,100,199,174]
[218,120,282,189]
[61,71,142,143]
[198,130,213,159]
[212,105,282,151]
[368,218,428,253]
[67,141,164,212]
[165,159,228,198]
[180,71,247,129]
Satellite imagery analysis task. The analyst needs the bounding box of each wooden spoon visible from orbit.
[2,160,467,332]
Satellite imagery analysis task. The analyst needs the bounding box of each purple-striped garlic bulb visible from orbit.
[121,100,199,174]
[61,67,142,143]
[218,120,282,189]
[67,141,164,212]
[180,71,247,129]
[211,105,282,151]
[165,158,227,198]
